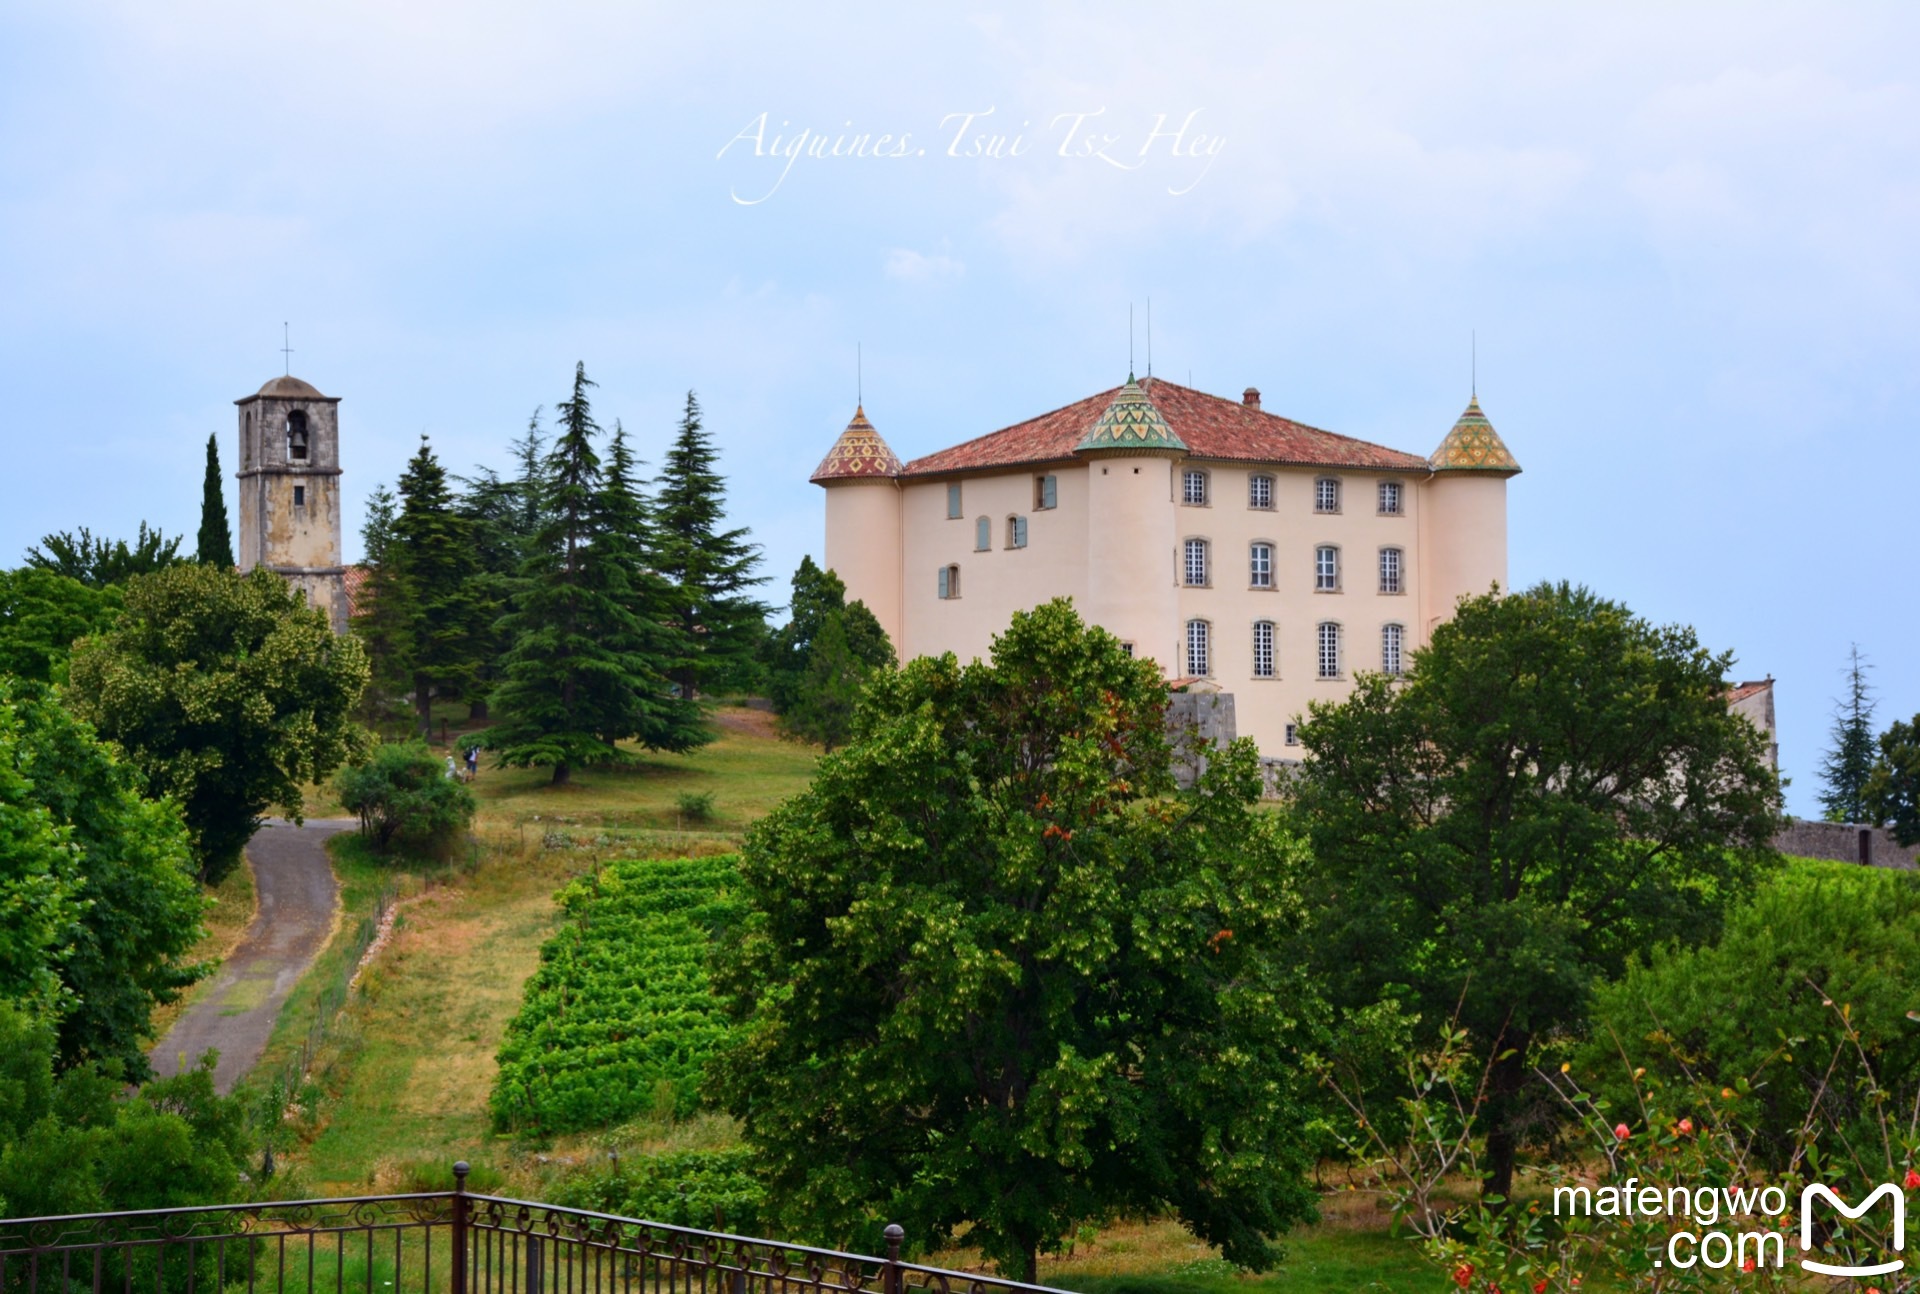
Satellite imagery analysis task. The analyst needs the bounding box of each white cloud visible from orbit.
[884,246,965,282]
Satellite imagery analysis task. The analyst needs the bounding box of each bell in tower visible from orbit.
[234,374,348,634]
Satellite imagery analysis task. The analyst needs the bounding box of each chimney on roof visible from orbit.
[1243,387,1261,410]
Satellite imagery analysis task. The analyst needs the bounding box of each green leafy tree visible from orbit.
[349,485,418,732]
[195,434,234,568]
[1866,714,1920,847]
[65,565,371,884]
[3,680,205,1077]
[711,599,1326,1282]
[393,436,485,736]
[487,365,642,782]
[650,391,769,699]
[335,741,476,857]
[781,610,868,751]
[1291,581,1782,1202]
[763,556,894,715]
[1819,644,1879,823]
[0,568,121,683]
[0,1000,247,1224]
[25,523,184,588]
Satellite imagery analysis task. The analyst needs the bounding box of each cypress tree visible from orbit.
[1819,644,1879,823]
[650,391,769,699]
[196,434,234,567]
[486,364,633,783]
[393,435,483,737]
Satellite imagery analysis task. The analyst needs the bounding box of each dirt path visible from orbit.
[149,819,352,1093]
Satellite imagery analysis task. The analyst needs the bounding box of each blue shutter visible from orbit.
[1042,475,1057,509]
[938,567,949,599]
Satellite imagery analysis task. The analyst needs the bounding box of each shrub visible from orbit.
[335,741,476,857]
[549,1148,766,1233]
[490,856,743,1136]
[1583,860,1920,1174]
[674,791,715,822]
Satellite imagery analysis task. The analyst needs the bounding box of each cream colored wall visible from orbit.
[1171,463,1425,752]
[897,466,1091,663]
[1417,473,1508,635]
[822,479,904,650]
[1083,454,1180,669]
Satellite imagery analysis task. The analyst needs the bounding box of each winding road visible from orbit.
[149,818,351,1094]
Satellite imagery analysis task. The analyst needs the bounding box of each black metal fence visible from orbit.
[0,1164,1059,1294]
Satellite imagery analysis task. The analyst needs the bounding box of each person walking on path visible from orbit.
[465,745,479,780]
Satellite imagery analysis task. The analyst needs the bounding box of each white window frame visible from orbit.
[1315,545,1340,592]
[1314,476,1341,514]
[1007,515,1028,549]
[1378,480,1404,515]
[1252,620,1276,678]
[1249,474,1274,510]
[1249,542,1274,589]
[1382,622,1405,676]
[1317,621,1342,679]
[947,482,963,519]
[1379,546,1403,595]
[1182,469,1209,506]
[1186,619,1211,676]
[1284,722,1300,746]
[1184,537,1210,587]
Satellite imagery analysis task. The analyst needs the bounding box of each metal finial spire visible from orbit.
[1129,303,1134,380]
[857,342,862,407]
[1147,298,1153,378]
[1471,330,1477,400]
[282,323,294,376]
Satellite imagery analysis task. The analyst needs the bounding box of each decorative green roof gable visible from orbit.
[1429,398,1520,473]
[1074,377,1187,455]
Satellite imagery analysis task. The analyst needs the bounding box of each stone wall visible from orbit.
[1168,690,1235,787]
[1774,818,1919,870]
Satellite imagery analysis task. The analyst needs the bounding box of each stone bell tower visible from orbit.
[235,374,347,633]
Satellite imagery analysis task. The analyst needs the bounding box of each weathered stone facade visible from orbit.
[235,375,347,634]
[1774,818,1919,870]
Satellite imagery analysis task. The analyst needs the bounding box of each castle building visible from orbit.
[812,375,1519,754]
[235,374,349,634]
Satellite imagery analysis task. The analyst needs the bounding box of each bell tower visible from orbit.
[235,374,347,633]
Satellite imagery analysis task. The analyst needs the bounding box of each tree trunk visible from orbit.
[1482,1038,1531,1205]
[468,698,489,721]
[414,679,433,740]
[551,762,571,786]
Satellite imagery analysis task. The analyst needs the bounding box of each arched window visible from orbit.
[1382,623,1406,676]
[1314,476,1340,513]
[1252,620,1276,678]
[1183,538,1209,586]
[1185,619,1211,676]
[1317,622,1342,679]
[287,410,310,462]
[1006,515,1028,549]
[1249,542,1274,589]
[1182,469,1209,506]
[938,565,961,599]
[1315,545,1340,592]
[975,517,992,551]
[1379,547,1403,594]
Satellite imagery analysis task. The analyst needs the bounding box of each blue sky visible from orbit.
[2,2,1914,815]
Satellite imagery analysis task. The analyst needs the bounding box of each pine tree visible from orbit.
[782,610,868,751]
[196,434,234,567]
[764,555,895,715]
[393,435,484,737]
[1819,644,1879,823]
[591,421,708,752]
[350,485,417,731]
[453,410,553,722]
[650,391,769,700]
[487,364,636,783]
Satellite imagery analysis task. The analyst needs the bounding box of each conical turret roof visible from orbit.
[1428,397,1520,473]
[811,406,903,483]
[1074,376,1187,455]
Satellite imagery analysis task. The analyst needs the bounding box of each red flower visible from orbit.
[1533,1282,1548,1294]
[1452,1264,1474,1289]
[1740,1259,1755,1273]
[1612,1123,1631,1141]
[1905,1169,1920,1190]
[1675,1117,1694,1135]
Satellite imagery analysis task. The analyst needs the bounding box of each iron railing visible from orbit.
[0,1164,1063,1294]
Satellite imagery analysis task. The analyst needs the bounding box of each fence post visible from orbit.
[451,1161,471,1294]
[883,1225,904,1294]
[1861,827,1873,867]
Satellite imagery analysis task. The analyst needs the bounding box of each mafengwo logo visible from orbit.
[1800,1183,1904,1277]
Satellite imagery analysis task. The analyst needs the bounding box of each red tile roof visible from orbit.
[343,563,369,620]
[1727,680,1773,705]
[899,378,1429,477]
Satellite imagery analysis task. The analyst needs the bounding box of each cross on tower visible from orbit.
[282,323,294,375]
